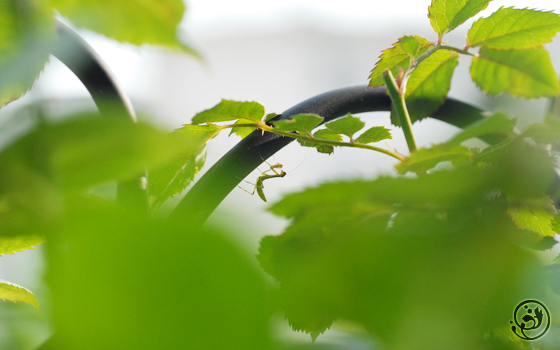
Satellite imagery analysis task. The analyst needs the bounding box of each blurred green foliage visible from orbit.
[1,0,560,349]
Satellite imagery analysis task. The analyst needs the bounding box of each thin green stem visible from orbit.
[383,70,418,153]
[259,125,405,161]
[440,45,473,56]
[220,122,405,161]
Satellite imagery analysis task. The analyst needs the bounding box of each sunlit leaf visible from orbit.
[192,100,265,124]
[393,49,459,124]
[272,114,324,135]
[507,196,556,237]
[149,124,219,210]
[368,36,432,87]
[0,234,44,256]
[0,0,55,107]
[446,112,516,147]
[395,144,473,174]
[467,7,560,49]
[51,0,194,52]
[471,47,560,98]
[0,280,39,312]
[355,126,392,144]
[429,0,493,36]
[325,114,365,139]
[400,36,422,57]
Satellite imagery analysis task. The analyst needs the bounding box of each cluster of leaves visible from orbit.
[369,0,560,125]
[252,0,560,346]
[257,109,560,346]
[0,0,194,313]
[0,0,194,108]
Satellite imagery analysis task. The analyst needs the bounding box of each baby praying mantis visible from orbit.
[238,159,287,202]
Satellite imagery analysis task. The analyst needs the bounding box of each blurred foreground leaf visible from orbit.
[260,142,554,346]
[47,198,271,349]
[149,124,219,210]
[0,0,55,107]
[51,0,194,52]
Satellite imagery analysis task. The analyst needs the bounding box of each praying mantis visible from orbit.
[238,159,287,202]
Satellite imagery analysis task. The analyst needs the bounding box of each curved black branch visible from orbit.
[52,21,146,212]
[170,85,496,227]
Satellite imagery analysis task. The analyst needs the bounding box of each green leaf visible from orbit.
[263,113,279,123]
[400,36,422,57]
[467,7,560,49]
[0,114,190,193]
[429,0,493,36]
[149,124,219,210]
[368,36,432,87]
[0,280,39,312]
[507,196,556,236]
[192,100,265,124]
[48,198,270,349]
[325,114,365,139]
[471,47,560,98]
[393,49,459,125]
[260,169,543,344]
[298,129,341,154]
[51,0,194,52]
[355,126,392,144]
[314,129,343,142]
[229,119,257,139]
[523,114,560,144]
[395,144,473,174]
[446,112,516,147]
[0,0,55,107]
[0,234,44,256]
[272,114,324,135]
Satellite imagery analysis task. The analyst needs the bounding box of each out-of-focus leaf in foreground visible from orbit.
[47,198,270,349]
[259,143,553,346]
[395,144,473,174]
[0,0,55,107]
[0,113,195,194]
[51,0,195,53]
[149,124,219,210]
[0,280,40,312]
